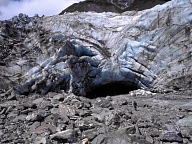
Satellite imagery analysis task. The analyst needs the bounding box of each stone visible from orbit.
[117,98,128,106]
[30,121,40,131]
[160,132,183,143]
[163,124,180,134]
[50,129,78,143]
[32,98,44,106]
[33,136,47,144]
[35,124,57,134]
[76,109,92,117]
[93,110,121,126]
[39,100,53,110]
[66,122,75,129]
[23,102,37,109]
[56,124,67,132]
[7,93,17,100]
[0,130,4,136]
[123,125,136,134]
[26,113,44,122]
[59,103,77,117]
[93,96,113,108]
[80,138,89,144]
[183,138,190,144]
[0,108,6,115]
[91,134,108,144]
[76,118,95,131]
[52,93,65,101]
[180,127,192,139]
[50,108,69,122]
[174,101,192,112]
[46,92,58,98]
[146,136,153,144]
[82,129,98,140]
[176,116,192,127]
[7,111,18,118]
[92,130,150,144]
[4,106,14,114]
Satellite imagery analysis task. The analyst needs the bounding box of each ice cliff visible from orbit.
[0,0,192,96]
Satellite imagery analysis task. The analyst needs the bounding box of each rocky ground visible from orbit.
[0,89,192,144]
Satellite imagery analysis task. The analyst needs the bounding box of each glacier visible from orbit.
[0,0,192,96]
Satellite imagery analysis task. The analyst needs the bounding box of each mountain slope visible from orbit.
[60,1,122,13]
[60,0,170,14]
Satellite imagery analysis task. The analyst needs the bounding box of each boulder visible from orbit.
[50,129,78,143]
[160,132,183,143]
[176,116,192,127]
